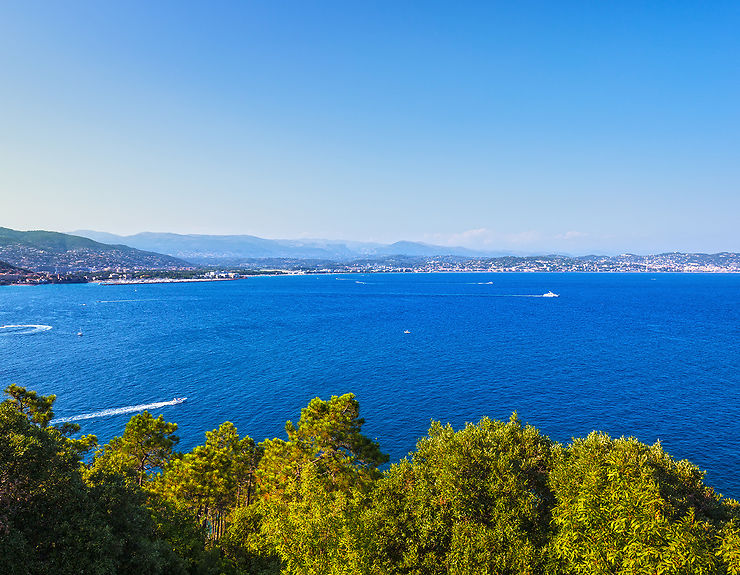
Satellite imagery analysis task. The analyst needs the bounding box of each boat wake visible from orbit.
[0,324,52,335]
[52,397,187,423]
[96,299,161,303]
[485,293,560,298]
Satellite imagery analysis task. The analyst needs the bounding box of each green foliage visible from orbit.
[361,414,554,574]
[5,386,740,575]
[3,384,97,453]
[719,517,740,575]
[84,467,186,574]
[238,393,387,574]
[4,384,57,427]
[549,432,727,574]
[147,493,242,575]
[258,393,388,495]
[0,400,110,574]
[157,421,260,539]
[0,386,182,575]
[91,410,179,486]
[221,505,282,574]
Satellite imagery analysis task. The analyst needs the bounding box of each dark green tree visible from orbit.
[0,400,109,574]
[0,386,178,574]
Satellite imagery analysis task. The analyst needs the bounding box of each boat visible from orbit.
[173,397,187,403]
[403,330,411,334]
[542,291,559,298]
[77,331,83,337]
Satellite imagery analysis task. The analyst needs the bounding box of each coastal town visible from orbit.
[3,252,740,286]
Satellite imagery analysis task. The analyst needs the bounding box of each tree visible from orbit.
[0,400,111,574]
[2,384,96,451]
[549,432,731,574]
[360,414,554,575]
[4,384,56,427]
[719,513,740,575]
[0,387,181,575]
[257,393,388,497]
[157,421,260,540]
[226,393,387,574]
[84,466,186,574]
[92,411,179,486]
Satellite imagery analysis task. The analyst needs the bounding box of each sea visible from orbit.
[2,273,739,498]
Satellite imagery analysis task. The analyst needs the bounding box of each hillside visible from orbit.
[0,259,43,285]
[0,227,191,272]
[0,259,24,273]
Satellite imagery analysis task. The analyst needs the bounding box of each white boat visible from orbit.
[173,397,187,403]
[403,330,411,334]
[542,291,559,298]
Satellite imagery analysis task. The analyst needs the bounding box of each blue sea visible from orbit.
[2,273,739,498]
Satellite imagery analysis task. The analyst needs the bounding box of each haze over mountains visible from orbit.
[73,230,495,265]
[3,226,740,275]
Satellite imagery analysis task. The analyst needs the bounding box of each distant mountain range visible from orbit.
[4,226,739,275]
[0,227,189,272]
[72,230,496,265]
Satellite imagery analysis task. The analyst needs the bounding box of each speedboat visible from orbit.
[542,291,559,298]
[173,397,187,403]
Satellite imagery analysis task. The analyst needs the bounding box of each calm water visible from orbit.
[2,273,739,497]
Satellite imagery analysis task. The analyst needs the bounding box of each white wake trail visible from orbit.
[52,398,187,423]
[0,324,52,335]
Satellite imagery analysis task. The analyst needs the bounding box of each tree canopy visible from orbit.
[2,386,739,575]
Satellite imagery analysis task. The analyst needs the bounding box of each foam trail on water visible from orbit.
[495,294,552,297]
[96,299,161,303]
[0,324,52,335]
[52,398,186,423]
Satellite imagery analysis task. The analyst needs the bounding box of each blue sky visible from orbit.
[1,1,738,254]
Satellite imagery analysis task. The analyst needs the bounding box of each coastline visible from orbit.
[97,277,241,286]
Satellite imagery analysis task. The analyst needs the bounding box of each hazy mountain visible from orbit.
[0,227,190,272]
[73,230,496,264]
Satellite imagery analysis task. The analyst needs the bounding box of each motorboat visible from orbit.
[542,291,559,298]
[173,397,187,403]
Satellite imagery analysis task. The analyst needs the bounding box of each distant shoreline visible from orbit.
[96,277,240,286]
[4,268,740,288]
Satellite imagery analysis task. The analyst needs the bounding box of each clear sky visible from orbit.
[1,1,738,254]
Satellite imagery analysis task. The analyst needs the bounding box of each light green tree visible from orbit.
[549,432,730,574]
[157,421,259,540]
[360,414,554,575]
[226,393,387,575]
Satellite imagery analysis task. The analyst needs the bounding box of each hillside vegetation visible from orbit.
[0,227,190,272]
[1,386,739,574]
